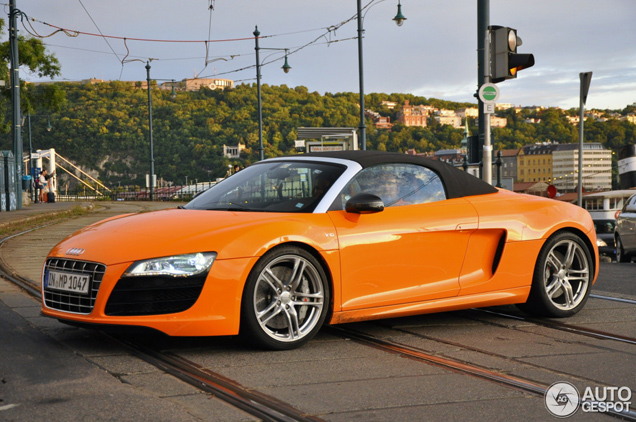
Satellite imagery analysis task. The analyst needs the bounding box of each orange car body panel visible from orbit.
[328,198,477,310]
[41,189,598,336]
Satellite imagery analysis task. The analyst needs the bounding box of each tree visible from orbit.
[0,18,63,137]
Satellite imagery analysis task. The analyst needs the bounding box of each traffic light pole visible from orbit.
[477,0,492,185]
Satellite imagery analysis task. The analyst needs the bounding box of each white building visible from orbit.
[552,143,612,192]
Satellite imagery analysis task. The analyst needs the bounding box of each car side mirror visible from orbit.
[345,193,385,214]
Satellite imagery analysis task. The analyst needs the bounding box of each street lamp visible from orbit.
[393,1,407,26]
[146,60,155,201]
[357,0,406,150]
[254,26,291,161]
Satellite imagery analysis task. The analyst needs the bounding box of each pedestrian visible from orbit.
[39,169,55,203]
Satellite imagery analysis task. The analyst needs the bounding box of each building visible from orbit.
[499,149,519,181]
[456,108,478,118]
[433,110,462,128]
[432,149,465,166]
[490,115,508,128]
[183,78,234,91]
[223,143,245,159]
[381,101,397,109]
[366,110,393,129]
[551,143,612,192]
[374,116,393,129]
[518,143,558,183]
[396,100,435,127]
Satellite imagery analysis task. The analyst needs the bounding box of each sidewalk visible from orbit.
[0,201,92,232]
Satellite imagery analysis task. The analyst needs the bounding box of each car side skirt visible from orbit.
[328,286,530,325]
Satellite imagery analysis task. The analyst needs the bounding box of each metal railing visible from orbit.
[37,182,217,203]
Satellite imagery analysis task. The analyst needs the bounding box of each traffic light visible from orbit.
[490,26,534,83]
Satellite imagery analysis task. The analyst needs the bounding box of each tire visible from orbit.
[518,232,593,318]
[616,235,630,263]
[240,246,330,350]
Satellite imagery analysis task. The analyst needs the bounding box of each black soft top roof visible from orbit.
[304,150,498,199]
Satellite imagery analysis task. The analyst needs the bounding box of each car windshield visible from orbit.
[184,160,346,213]
[593,219,615,234]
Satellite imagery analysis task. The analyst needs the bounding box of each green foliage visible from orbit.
[1,78,634,189]
[0,18,63,135]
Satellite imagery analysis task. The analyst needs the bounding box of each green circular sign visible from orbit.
[479,83,500,103]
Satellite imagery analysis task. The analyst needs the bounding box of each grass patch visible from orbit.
[0,205,93,238]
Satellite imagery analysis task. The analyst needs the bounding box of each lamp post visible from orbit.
[146,61,155,201]
[356,0,406,151]
[254,26,291,161]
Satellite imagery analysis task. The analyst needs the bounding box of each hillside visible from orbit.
[3,81,635,189]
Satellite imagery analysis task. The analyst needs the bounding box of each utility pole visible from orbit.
[10,0,23,209]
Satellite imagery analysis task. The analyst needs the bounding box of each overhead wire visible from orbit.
[19,0,379,82]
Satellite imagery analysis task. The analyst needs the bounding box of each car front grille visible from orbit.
[104,274,207,316]
[43,258,105,314]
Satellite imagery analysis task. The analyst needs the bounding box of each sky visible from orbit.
[11,0,636,111]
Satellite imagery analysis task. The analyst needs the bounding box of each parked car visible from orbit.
[615,193,636,262]
[593,219,616,259]
[40,151,599,350]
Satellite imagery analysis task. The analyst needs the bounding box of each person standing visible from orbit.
[39,169,55,203]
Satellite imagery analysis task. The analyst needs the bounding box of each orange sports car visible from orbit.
[41,151,598,349]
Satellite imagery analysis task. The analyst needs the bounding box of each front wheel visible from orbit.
[518,232,593,318]
[240,246,330,350]
[616,235,630,263]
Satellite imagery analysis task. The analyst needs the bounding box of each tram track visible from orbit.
[470,307,636,347]
[591,293,636,306]
[325,325,636,421]
[2,214,636,421]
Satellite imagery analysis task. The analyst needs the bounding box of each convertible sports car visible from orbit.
[41,151,598,350]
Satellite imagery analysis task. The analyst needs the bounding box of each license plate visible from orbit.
[45,270,91,295]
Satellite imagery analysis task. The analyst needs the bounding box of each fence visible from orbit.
[33,182,217,203]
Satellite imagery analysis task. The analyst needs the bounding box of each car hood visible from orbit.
[48,208,335,265]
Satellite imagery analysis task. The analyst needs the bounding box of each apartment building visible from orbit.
[517,144,557,183]
[552,143,612,191]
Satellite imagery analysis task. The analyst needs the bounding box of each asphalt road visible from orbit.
[1,201,635,422]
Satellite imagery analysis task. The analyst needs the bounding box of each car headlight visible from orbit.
[124,252,217,277]
[596,239,608,247]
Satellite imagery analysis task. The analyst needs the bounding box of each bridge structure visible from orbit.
[28,148,111,200]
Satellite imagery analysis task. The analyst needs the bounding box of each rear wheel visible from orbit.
[240,246,330,350]
[518,232,593,318]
